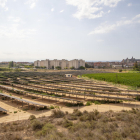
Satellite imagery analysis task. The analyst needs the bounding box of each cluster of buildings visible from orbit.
[34,59,85,69]
[86,57,140,69]
[1,56,139,70]
[0,62,32,65]
[121,57,140,67]
[86,61,122,68]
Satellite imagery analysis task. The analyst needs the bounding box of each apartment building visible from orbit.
[34,59,85,69]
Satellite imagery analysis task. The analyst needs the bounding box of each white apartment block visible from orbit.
[34,59,85,69]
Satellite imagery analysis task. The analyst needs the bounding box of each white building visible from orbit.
[34,59,85,69]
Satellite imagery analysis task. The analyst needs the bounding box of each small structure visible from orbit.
[65,74,72,77]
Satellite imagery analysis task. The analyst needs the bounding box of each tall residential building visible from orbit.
[34,59,85,69]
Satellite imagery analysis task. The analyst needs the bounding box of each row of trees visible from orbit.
[9,61,34,68]
[55,66,85,70]
[35,66,46,69]
[9,61,14,68]
[34,66,85,70]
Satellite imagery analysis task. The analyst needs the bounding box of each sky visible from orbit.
[0,0,140,62]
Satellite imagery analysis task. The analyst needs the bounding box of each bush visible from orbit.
[130,132,140,139]
[62,119,73,128]
[29,115,36,120]
[72,109,82,116]
[50,105,55,109]
[31,120,43,130]
[55,66,61,70]
[86,101,92,106]
[79,66,85,70]
[70,66,75,70]
[94,101,101,105]
[119,69,122,72]
[36,123,56,137]
[67,114,77,120]
[51,109,65,118]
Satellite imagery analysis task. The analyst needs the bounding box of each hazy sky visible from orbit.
[0,0,140,62]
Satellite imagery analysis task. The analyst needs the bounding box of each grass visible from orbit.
[83,73,140,87]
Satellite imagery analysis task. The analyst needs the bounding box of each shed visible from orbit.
[65,74,72,77]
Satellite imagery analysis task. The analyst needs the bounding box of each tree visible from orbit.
[79,66,85,69]
[134,61,138,68]
[35,66,40,68]
[55,66,61,70]
[85,63,90,68]
[9,61,14,68]
[70,66,75,69]
[133,61,140,71]
[122,64,124,68]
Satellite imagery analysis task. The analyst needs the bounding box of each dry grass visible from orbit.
[0,108,140,140]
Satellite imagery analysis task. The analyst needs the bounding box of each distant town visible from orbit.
[86,57,140,69]
[0,57,139,69]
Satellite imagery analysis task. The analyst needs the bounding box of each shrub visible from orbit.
[83,110,88,114]
[36,123,56,137]
[29,115,36,120]
[65,111,68,115]
[55,66,61,70]
[86,101,92,106]
[14,111,17,113]
[50,105,55,109]
[67,114,77,120]
[130,132,140,139]
[119,69,122,72]
[72,109,82,116]
[112,131,122,139]
[2,133,23,140]
[62,119,73,128]
[99,123,115,134]
[31,120,43,130]
[79,116,86,122]
[94,101,101,105]
[51,109,65,118]
[79,66,85,70]
[80,110,100,121]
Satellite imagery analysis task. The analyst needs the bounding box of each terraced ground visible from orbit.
[82,73,140,87]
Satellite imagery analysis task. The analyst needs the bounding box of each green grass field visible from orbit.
[82,73,140,87]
